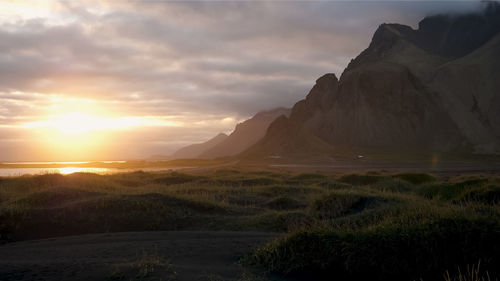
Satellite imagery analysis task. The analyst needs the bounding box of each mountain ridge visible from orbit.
[170,133,228,159]
[170,107,290,160]
[200,107,290,158]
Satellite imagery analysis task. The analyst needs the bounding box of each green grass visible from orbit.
[416,177,497,203]
[310,192,378,219]
[152,171,202,185]
[1,170,499,281]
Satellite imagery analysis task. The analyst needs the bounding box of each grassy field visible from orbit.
[0,169,499,281]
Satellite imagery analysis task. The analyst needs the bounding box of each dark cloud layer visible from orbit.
[0,1,484,160]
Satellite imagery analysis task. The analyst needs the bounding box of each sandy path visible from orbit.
[0,231,283,281]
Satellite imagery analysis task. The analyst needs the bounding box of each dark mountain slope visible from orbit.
[241,115,335,160]
[431,32,500,151]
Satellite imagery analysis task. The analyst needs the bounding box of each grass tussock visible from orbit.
[310,192,376,219]
[416,177,500,205]
[250,218,500,281]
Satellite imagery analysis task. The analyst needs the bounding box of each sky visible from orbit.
[0,0,485,161]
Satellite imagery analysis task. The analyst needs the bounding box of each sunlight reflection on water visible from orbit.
[58,167,110,175]
[0,167,113,177]
[0,167,181,177]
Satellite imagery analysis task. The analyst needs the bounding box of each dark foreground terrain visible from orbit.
[0,231,282,281]
[0,167,499,281]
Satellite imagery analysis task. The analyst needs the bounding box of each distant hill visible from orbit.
[170,107,290,160]
[243,3,500,160]
[171,133,228,159]
[199,107,290,159]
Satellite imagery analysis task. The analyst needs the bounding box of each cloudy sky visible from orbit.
[0,0,483,161]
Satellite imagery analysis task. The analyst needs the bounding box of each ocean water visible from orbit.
[0,167,116,177]
[0,161,174,177]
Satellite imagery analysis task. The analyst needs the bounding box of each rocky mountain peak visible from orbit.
[305,73,338,107]
[415,3,500,58]
[372,23,414,43]
[315,73,338,86]
[344,23,415,73]
[214,133,228,139]
[288,73,338,124]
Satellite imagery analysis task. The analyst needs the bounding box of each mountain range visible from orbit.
[243,3,500,160]
[170,107,290,159]
[170,133,228,159]
[171,3,500,161]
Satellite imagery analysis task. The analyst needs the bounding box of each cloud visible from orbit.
[0,0,484,160]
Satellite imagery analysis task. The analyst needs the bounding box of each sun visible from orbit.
[52,112,101,135]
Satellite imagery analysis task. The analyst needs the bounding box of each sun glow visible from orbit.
[12,93,187,161]
[20,108,146,161]
[19,102,183,161]
[24,112,144,135]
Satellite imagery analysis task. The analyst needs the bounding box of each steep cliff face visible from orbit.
[329,65,463,151]
[245,5,500,159]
